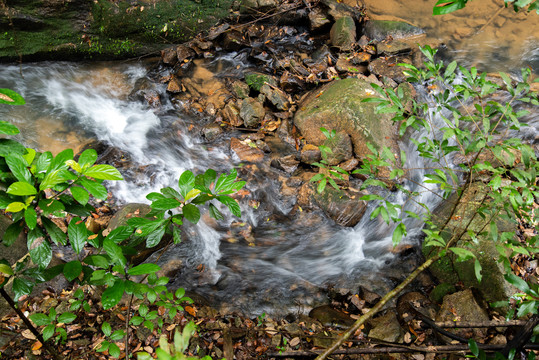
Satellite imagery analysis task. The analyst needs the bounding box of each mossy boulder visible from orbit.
[294,77,400,166]
[364,19,424,42]
[330,16,356,50]
[0,0,234,61]
[423,182,517,303]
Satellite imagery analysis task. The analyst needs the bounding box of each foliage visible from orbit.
[309,127,349,193]
[433,0,539,15]
[0,88,245,359]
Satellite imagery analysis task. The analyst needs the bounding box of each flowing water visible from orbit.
[0,2,538,314]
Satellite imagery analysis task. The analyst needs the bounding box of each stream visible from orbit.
[0,1,538,316]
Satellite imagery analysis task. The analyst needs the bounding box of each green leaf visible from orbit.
[0,139,25,156]
[102,321,112,337]
[68,217,87,254]
[38,199,65,216]
[43,324,55,341]
[40,169,65,191]
[185,188,201,202]
[2,220,24,246]
[49,149,73,172]
[65,160,82,173]
[83,255,110,269]
[83,164,123,180]
[102,280,126,309]
[57,312,77,324]
[110,330,125,341]
[12,278,33,300]
[78,149,98,167]
[450,247,475,262]
[78,177,108,200]
[63,260,82,282]
[6,181,37,196]
[35,152,52,175]
[178,170,195,198]
[468,339,480,357]
[146,225,166,248]
[214,169,238,193]
[28,228,52,269]
[42,217,67,246]
[474,259,483,283]
[103,238,126,267]
[108,342,121,358]
[105,225,133,243]
[392,223,407,247]
[151,197,181,211]
[71,186,89,206]
[0,120,20,135]
[0,89,25,105]
[0,263,13,276]
[517,300,537,317]
[29,313,51,326]
[24,207,37,230]
[216,196,241,217]
[505,273,530,293]
[128,264,161,276]
[182,203,201,224]
[6,201,26,213]
[6,155,32,184]
[209,203,224,220]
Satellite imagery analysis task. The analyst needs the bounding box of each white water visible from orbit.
[1,56,537,314]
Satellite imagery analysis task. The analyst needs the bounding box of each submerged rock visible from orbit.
[230,137,265,162]
[364,19,425,41]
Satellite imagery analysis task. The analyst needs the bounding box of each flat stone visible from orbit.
[230,137,265,163]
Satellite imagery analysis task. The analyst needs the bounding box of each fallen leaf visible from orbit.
[185,306,197,317]
[31,341,42,351]
[22,329,36,340]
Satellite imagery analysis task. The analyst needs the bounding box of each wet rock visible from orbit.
[396,292,437,325]
[322,130,353,166]
[230,137,265,163]
[223,30,249,51]
[206,23,230,41]
[376,40,413,55]
[320,0,363,21]
[368,311,403,343]
[244,72,277,92]
[294,77,400,169]
[167,76,182,93]
[309,305,355,327]
[175,44,196,63]
[368,57,408,83]
[231,80,250,99]
[222,101,243,127]
[271,155,299,174]
[436,289,489,340]
[429,283,456,304]
[425,182,518,303]
[309,7,331,30]
[330,16,356,50]
[161,47,178,65]
[260,84,289,110]
[358,286,382,306]
[280,71,305,93]
[364,19,425,42]
[300,144,321,164]
[240,98,265,127]
[202,123,224,142]
[336,55,363,73]
[307,185,367,227]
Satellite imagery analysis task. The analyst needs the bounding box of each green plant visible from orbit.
[0,88,245,359]
[314,45,538,359]
[309,127,349,193]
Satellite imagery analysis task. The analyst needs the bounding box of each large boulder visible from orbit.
[364,19,424,42]
[0,0,234,61]
[294,77,400,166]
[424,182,517,303]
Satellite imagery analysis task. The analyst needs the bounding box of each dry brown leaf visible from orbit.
[22,329,36,340]
[289,337,300,347]
[31,341,42,351]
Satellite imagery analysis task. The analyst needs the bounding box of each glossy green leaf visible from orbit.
[13,277,33,301]
[145,225,166,248]
[78,149,98,167]
[102,280,126,310]
[78,177,108,200]
[83,255,110,269]
[103,238,126,267]
[29,313,51,326]
[0,139,25,156]
[6,155,32,184]
[0,89,25,105]
[505,273,530,293]
[71,186,89,206]
[39,169,64,191]
[42,217,67,246]
[57,312,77,324]
[7,181,37,196]
[217,196,241,217]
[185,188,201,202]
[151,197,181,211]
[209,203,224,220]
[63,260,83,282]
[84,164,123,180]
[102,321,112,337]
[0,120,19,135]
[182,203,201,224]
[49,148,73,172]
[43,324,55,341]
[28,229,52,269]
[35,151,53,175]
[39,198,65,216]
[178,170,195,198]
[128,263,161,276]
[24,207,37,230]
[65,160,82,173]
[0,263,13,276]
[68,217,87,254]
[392,223,407,247]
[2,220,24,247]
[6,201,26,213]
[109,330,125,341]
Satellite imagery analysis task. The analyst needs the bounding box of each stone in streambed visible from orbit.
[300,144,321,164]
[222,101,243,127]
[230,137,265,162]
[364,19,425,42]
[322,130,353,166]
[368,312,403,343]
[240,98,265,128]
[260,84,289,110]
[330,16,356,50]
[309,305,355,327]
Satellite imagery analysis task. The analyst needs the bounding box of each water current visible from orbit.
[0,6,537,314]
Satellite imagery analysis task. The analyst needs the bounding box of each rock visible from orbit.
[161,47,178,65]
[222,102,243,127]
[202,123,224,142]
[244,72,277,92]
[260,84,289,110]
[309,7,331,30]
[436,289,489,340]
[231,80,250,99]
[271,155,299,174]
[322,130,353,165]
[429,283,456,304]
[167,76,182,93]
[368,311,403,343]
[280,71,305,93]
[339,157,359,172]
[358,286,382,306]
[368,57,408,84]
[222,30,249,51]
[240,98,265,128]
[376,40,413,55]
[176,44,196,63]
[240,0,279,13]
[424,182,517,303]
[300,144,321,164]
[294,77,400,168]
[308,305,355,327]
[330,16,356,50]
[364,19,425,42]
[396,292,437,325]
[230,137,265,162]
[306,184,367,227]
